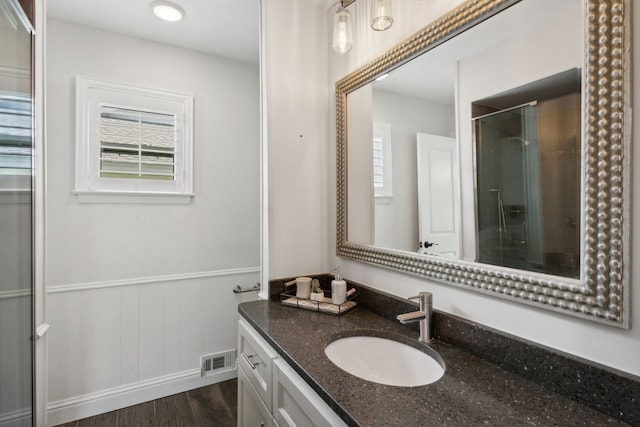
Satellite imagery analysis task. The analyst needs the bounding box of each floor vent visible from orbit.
[201,350,236,376]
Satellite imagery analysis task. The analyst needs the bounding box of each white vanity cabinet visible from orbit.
[272,358,347,427]
[238,365,274,427]
[238,318,278,406]
[237,318,347,427]
[238,318,278,427]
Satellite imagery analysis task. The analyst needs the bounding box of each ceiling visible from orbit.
[46,0,262,64]
[373,0,580,106]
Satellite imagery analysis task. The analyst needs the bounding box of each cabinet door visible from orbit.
[238,365,274,427]
[238,318,278,410]
[272,359,346,427]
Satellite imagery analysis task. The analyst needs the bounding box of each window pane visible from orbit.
[0,92,32,175]
[99,105,176,180]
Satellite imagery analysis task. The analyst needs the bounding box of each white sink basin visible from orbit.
[324,335,444,387]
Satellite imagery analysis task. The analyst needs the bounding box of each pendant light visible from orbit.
[370,0,393,31]
[332,6,353,54]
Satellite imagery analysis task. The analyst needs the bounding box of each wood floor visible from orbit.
[54,379,237,427]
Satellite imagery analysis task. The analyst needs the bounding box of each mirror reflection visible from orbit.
[473,73,581,278]
[346,0,583,279]
[0,0,33,423]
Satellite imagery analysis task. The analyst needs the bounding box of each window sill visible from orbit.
[73,191,194,204]
[374,195,393,205]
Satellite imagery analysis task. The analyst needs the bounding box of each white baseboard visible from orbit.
[0,408,31,427]
[46,367,237,427]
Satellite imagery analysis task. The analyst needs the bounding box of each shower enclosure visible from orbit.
[474,96,581,279]
[0,1,34,425]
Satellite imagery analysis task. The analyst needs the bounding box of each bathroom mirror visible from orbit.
[336,0,631,326]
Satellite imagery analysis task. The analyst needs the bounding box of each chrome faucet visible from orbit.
[396,292,433,343]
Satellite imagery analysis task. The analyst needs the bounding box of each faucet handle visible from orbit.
[408,292,432,308]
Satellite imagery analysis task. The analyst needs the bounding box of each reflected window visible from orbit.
[372,122,392,199]
[0,92,31,176]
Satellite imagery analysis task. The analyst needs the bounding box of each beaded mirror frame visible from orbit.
[336,0,631,327]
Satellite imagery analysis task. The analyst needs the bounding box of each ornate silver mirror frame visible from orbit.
[336,0,631,327]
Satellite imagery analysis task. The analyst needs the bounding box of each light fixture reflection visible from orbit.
[370,0,393,31]
[332,6,353,54]
[151,0,185,22]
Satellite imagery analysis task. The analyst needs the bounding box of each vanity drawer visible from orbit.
[238,364,276,427]
[273,358,347,427]
[238,318,278,409]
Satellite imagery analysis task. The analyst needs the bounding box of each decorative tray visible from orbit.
[280,289,357,316]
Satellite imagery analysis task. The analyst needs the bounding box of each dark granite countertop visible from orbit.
[238,300,628,427]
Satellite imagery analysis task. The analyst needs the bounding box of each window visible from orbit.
[0,92,31,176]
[0,91,32,196]
[75,77,193,203]
[372,122,392,199]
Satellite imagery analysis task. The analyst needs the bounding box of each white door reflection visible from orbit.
[416,133,460,258]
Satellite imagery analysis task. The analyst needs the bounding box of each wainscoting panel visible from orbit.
[164,282,182,376]
[46,268,259,426]
[180,281,203,372]
[0,293,32,425]
[120,286,140,387]
[82,288,122,394]
[139,283,164,382]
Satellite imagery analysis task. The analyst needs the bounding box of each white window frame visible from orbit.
[373,122,392,202]
[74,76,194,203]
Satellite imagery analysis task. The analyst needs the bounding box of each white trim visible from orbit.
[0,408,31,427]
[73,190,194,204]
[34,0,48,425]
[47,267,261,294]
[0,189,31,194]
[258,0,269,300]
[46,367,237,427]
[8,0,33,33]
[0,64,30,80]
[374,195,393,205]
[0,289,32,300]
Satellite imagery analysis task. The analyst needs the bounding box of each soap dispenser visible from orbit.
[331,268,347,305]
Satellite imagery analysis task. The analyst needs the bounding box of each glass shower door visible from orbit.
[474,104,543,272]
[0,1,34,426]
[474,95,582,279]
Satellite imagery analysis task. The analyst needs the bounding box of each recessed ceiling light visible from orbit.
[151,1,185,22]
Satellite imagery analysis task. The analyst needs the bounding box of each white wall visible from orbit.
[45,19,260,424]
[373,89,455,251]
[346,84,374,245]
[322,0,640,377]
[265,0,330,279]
